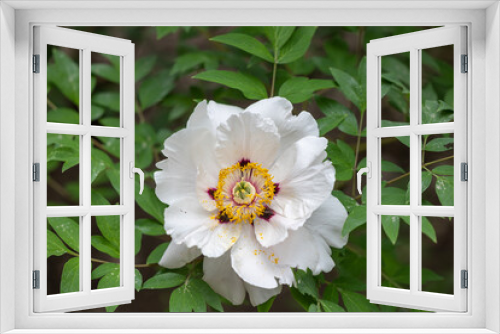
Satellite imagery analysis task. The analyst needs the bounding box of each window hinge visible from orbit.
[33,270,40,289]
[461,162,468,181]
[33,54,40,73]
[33,163,40,182]
[461,54,468,73]
[461,270,468,289]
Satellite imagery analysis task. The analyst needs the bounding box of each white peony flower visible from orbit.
[155,97,348,306]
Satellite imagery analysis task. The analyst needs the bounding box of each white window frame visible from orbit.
[0,1,499,333]
[366,26,468,312]
[33,26,136,313]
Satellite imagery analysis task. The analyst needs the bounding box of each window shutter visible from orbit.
[365,26,467,312]
[33,26,135,312]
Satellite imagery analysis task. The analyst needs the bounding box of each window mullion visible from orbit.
[409,47,421,294]
[81,47,92,294]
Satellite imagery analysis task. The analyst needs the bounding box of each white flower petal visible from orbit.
[244,282,281,307]
[246,97,319,153]
[159,242,201,269]
[253,213,305,248]
[203,252,246,306]
[231,225,294,289]
[188,100,243,132]
[164,199,242,258]
[272,227,335,275]
[155,128,218,206]
[215,112,280,169]
[305,196,348,249]
[269,136,335,220]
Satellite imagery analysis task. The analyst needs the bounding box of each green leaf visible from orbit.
[135,269,143,292]
[295,269,318,300]
[330,67,365,112]
[48,217,79,252]
[96,215,120,249]
[382,187,406,205]
[93,92,120,112]
[156,26,180,39]
[98,269,120,290]
[136,219,165,236]
[422,268,444,284]
[316,96,353,136]
[91,63,120,83]
[91,263,119,280]
[340,290,377,312]
[435,176,454,206]
[47,48,79,105]
[170,282,206,312]
[424,138,454,152]
[135,183,167,222]
[263,27,295,50]
[382,215,400,244]
[91,236,120,258]
[342,205,367,236]
[146,242,169,264]
[143,272,186,289]
[135,123,156,169]
[135,228,142,256]
[211,33,273,62]
[422,100,454,124]
[401,216,437,243]
[60,257,79,293]
[278,27,317,64]
[139,69,174,110]
[91,148,113,183]
[190,278,223,312]
[106,305,119,313]
[290,287,316,311]
[317,114,347,136]
[322,283,339,304]
[422,170,433,193]
[308,304,320,312]
[326,140,355,181]
[171,52,218,76]
[193,70,268,100]
[47,108,79,124]
[257,296,275,312]
[278,77,335,104]
[319,300,345,312]
[331,191,357,213]
[47,230,69,257]
[136,55,157,82]
[432,165,454,176]
[91,105,105,121]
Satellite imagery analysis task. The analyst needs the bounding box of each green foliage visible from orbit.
[46,26,455,313]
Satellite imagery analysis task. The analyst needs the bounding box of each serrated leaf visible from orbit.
[322,283,339,304]
[211,33,273,62]
[342,205,366,236]
[290,287,315,311]
[326,140,355,181]
[139,69,174,110]
[330,67,365,112]
[295,269,318,300]
[47,230,69,257]
[278,77,334,104]
[169,282,206,312]
[146,242,169,264]
[136,55,157,82]
[48,217,79,252]
[278,27,317,64]
[91,235,120,258]
[143,272,186,289]
[191,278,223,312]
[340,290,377,312]
[320,300,345,312]
[193,70,268,100]
[60,257,79,294]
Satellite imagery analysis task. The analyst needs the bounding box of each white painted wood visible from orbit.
[366,26,467,312]
[33,26,135,313]
[7,4,490,333]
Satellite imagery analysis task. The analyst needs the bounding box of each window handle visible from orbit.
[357,162,371,195]
[130,162,144,195]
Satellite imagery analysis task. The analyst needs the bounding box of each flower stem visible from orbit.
[270,60,278,97]
[66,250,153,268]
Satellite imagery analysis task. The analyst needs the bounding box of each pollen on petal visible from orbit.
[238,158,251,167]
[258,206,275,222]
[273,182,280,195]
[207,187,217,200]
